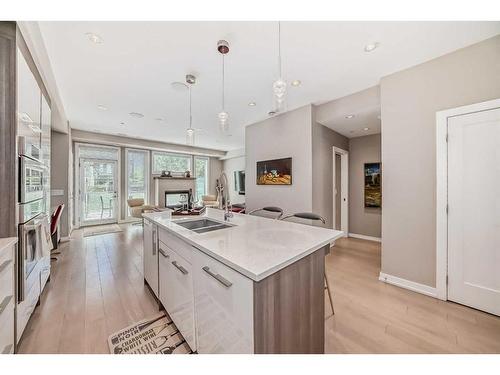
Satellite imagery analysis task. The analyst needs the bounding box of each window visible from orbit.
[152,152,192,174]
[125,149,149,217]
[194,156,209,202]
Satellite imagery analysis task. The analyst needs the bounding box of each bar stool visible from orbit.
[281,212,335,316]
[247,206,284,220]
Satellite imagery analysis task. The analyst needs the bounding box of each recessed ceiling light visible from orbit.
[291,80,301,87]
[120,122,125,125]
[248,102,256,107]
[86,32,103,44]
[268,110,277,116]
[129,112,144,118]
[97,105,107,111]
[364,42,379,52]
[345,114,355,119]
[363,127,370,131]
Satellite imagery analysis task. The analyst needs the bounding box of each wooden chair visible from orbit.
[280,212,335,316]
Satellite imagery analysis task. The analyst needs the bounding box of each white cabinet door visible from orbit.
[166,249,196,351]
[158,242,172,311]
[193,249,254,354]
[448,107,500,316]
[143,220,158,297]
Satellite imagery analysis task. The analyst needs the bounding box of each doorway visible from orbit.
[75,143,120,227]
[436,99,500,316]
[332,147,348,235]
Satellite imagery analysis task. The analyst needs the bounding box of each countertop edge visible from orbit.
[144,215,343,282]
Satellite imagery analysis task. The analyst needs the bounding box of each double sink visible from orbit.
[174,218,233,234]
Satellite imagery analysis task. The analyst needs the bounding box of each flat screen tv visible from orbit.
[234,170,245,195]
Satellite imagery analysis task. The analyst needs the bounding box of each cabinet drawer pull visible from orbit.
[0,259,12,273]
[171,261,188,275]
[159,248,169,258]
[202,266,233,288]
[2,344,13,354]
[0,295,13,316]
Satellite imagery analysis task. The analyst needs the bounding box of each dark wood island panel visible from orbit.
[253,245,327,354]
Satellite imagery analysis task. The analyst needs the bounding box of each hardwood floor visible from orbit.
[17,225,500,353]
[18,224,159,354]
[326,237,500,353]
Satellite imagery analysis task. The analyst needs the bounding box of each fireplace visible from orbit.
[165,189,192,209]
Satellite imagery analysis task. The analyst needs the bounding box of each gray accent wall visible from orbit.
[348,134,381,238]
[380,34,500,288]
[311,116,349,228]
[51,129,71,237]
[245,105,313,214]
[245,104,349,227]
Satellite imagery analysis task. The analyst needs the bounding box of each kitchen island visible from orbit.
[142,208,343,354]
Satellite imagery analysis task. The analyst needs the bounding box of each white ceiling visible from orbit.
[38,21,500,150]
[324,105,382,138]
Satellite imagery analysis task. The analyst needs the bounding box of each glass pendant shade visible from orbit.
[273,78,287,111]
[186,128,195,146]
[218,111,229,132]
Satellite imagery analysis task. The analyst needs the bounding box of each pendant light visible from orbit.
[171,76,196,146]
[186,74,196,146]
[273,21,287,112]
[217,40,230,132]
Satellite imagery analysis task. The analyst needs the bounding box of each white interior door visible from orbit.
[448,107,500,316]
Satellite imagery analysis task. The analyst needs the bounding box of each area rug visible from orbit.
[108,312,192,354]
[83,224,123,237]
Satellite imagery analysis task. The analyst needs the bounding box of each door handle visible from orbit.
[0,295,13,316]
[159,248,169,258]
[202,266,233,288]
[171,261,188,275]
[152,229,156,256]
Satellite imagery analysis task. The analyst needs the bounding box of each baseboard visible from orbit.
[379,272,438,298]
[348,233,382,242]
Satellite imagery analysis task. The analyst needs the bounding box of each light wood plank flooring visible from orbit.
[18,225,500,353]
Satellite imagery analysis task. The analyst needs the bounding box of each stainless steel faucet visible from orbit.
[218,172,233,221]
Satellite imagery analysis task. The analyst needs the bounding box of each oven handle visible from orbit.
[18,215,46,302]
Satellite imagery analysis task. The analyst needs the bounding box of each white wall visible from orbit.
[222,155,246,204]
[380,34,500,287]
[245,105,313,214]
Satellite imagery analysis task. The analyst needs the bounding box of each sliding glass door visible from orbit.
[125,149,149,219]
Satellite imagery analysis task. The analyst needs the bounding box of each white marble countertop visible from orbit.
[0,237,18,252]
[143,208,343,281]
